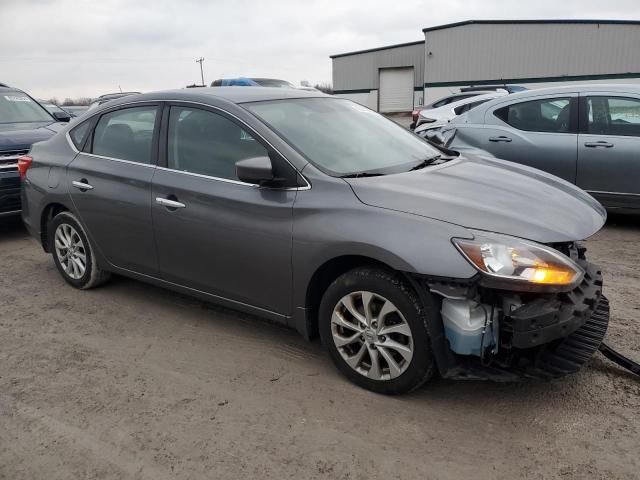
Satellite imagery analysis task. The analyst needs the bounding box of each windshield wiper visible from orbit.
[408,155,441,171]
[340,172,386,178]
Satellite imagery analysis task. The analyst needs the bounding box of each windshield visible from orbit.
[0,92,53,124]
[245,98,440,176]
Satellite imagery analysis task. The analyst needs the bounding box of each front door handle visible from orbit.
[489,136,512,142]
[584,141,614,148]
[156,197,186,209]
[72,179,93,191]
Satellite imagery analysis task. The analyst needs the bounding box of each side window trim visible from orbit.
[86,102,162,166]
[160,101,301,188]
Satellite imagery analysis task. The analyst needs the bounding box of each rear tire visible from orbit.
[48,211,111,289]
[319,267,435,394]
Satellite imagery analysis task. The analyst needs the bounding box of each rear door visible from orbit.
[151,103,297,315]
[67,103,160,275]
[457,94,579,182]
[577,93,640,210]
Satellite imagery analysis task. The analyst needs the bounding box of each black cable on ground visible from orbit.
[599,342,640,377]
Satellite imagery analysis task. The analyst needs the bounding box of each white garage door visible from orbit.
[379,68,414,113]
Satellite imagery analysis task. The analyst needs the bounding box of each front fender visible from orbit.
[291,177,477,320]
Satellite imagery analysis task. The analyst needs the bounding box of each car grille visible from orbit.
[0,149,29,172]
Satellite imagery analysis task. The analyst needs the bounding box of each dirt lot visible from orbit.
[0,215,638,480]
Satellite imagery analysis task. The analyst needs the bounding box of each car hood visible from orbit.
[0,122,65,151]
[346,153,606,243]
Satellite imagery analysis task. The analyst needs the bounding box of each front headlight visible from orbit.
[453,232,583,289]
[420,117,437,123]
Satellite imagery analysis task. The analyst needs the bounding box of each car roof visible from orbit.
[97,92,140,99]
[0,86,25,94]
[504,83,640,97]
[445,90,506,108]
[107,86,328,107]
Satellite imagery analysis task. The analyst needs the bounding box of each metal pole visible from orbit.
[196,57,205,86]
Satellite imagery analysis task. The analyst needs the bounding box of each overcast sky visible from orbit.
[2,0,640,99]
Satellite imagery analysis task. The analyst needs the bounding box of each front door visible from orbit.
[577,94,640,210]
[151,104,296,315]
[67,104,160,275]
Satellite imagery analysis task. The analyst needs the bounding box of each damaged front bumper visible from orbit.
[411,243,610,381]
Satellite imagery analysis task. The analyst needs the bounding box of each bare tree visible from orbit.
[61,97,94,106]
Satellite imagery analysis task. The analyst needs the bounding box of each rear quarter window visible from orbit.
[69,120,92,150]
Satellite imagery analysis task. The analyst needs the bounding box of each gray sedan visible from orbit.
[21,87,609,394]
[441,84,640,212]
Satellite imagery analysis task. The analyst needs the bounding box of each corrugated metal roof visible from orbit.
[330,40,424,59]
[422,19,640,33]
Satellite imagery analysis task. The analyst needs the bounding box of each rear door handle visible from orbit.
[156,197,186,209]
[489,136,512,142]
[72,180,93,191]
[584,141,614,148]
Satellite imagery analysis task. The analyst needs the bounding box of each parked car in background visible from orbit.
[21,87,609,394]
[211,78,295,88]
[41,102,75,120]
[461,84,528,94]
[414,90,509,133]
[87,92,141,111]
[410,91,492,129]
[0,86,67,217]
[297,85,321,92]
[443,84,640,212]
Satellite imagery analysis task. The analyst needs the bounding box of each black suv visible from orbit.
[0,86,68,217]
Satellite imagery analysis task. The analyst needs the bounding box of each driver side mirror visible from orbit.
[235,156,274,186]
[52,111,71,123]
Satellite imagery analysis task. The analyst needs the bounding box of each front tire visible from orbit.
[319,267,435,394]
[48,211,110,289]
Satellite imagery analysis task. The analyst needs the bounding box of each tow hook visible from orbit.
[599,342,640,377]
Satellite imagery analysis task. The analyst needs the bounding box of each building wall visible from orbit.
[331,21,640,110]
[423,22,640,100]
[335,91,379,110]
[332,41,424,95]
[334,89,424,111]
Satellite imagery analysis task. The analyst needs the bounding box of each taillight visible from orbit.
[17,155,33,180]
[412,110,419,122]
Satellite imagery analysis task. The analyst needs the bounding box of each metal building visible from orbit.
[330,41,425,112]
[331,19,640,112]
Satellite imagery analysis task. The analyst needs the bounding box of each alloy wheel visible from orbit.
[54,223,87,280]
[331,291,414,380]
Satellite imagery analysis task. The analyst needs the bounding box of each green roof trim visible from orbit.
[424,72,640,88]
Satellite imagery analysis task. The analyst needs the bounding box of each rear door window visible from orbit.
[91,106,158,164]
[585,96,640,137]
[494,97,572,133]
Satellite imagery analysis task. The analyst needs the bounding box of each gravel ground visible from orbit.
[0,214,638,480]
